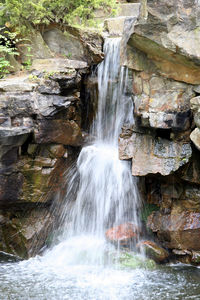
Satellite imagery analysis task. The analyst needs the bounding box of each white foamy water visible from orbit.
[42,37,141,266]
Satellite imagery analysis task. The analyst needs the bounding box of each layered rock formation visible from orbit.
[0,27,103,258]
[118,0,200,264]
[1,0,200,265]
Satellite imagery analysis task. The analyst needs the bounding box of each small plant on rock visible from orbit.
[0,28,19,78]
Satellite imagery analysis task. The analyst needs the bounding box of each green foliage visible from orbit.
[23,45,33,69]
[119,252,156,270]
[0,0,116,31]
[0,28,19,78]
[140,203,159,223]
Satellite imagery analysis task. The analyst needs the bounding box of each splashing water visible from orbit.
[45,37,142,266]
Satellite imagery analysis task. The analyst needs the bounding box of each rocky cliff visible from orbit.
[118,0,200,265]
[1,0,200,265]
[0,26,103,258]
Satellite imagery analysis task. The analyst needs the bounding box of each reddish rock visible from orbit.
[137,240,169,263]
[105,223,139,245]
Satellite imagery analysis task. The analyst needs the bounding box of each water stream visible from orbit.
[0,38,200,300]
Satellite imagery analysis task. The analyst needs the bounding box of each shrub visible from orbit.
[0,28,19,77]
[0,0,116,32]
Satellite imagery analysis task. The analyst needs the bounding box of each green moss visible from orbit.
[119,252,156,270]
[141,203,159,223]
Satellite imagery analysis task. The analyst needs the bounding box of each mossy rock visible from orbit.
[119,252,156,270]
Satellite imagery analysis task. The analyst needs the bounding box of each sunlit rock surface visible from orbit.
[119,127,192,176]
[125,0,200,84]
[133,73,194,130]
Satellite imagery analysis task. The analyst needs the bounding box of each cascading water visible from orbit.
[44,37,142,266]
[1,36,200,300]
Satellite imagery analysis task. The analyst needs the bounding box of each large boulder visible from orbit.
[43,26,104,64]
[137,240,169,263]
[17,28,53,64]
[105,223,139,247]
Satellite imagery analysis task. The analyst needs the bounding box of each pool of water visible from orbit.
[0,254,200,300]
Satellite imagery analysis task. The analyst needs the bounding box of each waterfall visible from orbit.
[44,37,141,266]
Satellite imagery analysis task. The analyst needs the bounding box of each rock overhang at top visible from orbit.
[125,0,200,84]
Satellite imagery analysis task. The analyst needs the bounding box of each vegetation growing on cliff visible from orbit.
[0,0,116,77]
[0,28,19,77]
[0,0,116,31]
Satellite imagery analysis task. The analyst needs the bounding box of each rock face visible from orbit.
[119,127,192,176]
[43,26,104,64]
[148,211,200,251]
[133,73,194,130]
[0,54,93,257]
[125,0,200,84]
[118,0,200,265]
[190,96,200,150]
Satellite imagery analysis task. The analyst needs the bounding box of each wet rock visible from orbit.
[0,208,53,258]
[20,156,69,204]
[147,210,200,251]
[137,240,169,263]
[119,252,156,269]
[47,144,66,158]
[119,129,192,176]
[104,17,128,36]
[0,173,24,205]
[105,223,139,246]
[21,209,53,257]
[35,119,82,146]
[181,149,200,185]
[0,251,22,263]
[191,251,200,265]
